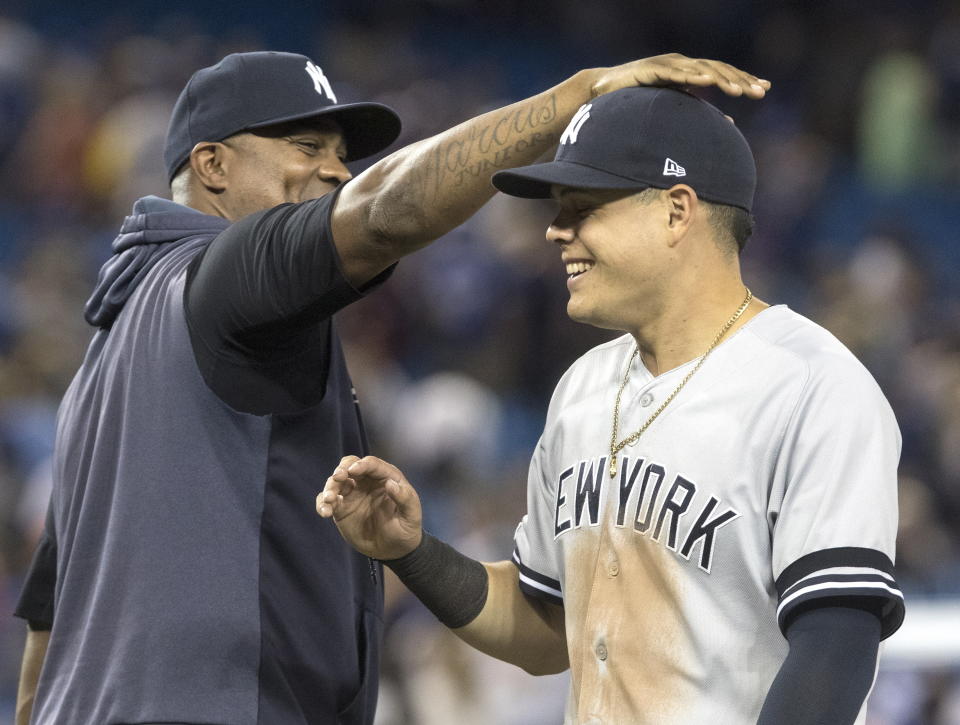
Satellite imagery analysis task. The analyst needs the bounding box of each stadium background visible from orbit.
[1,0,959,722]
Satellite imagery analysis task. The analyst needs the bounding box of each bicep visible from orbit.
[770,364,904,638]
[185,193,381,413]
[187,194,362,343]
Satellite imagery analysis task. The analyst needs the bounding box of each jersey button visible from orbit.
[608,561,620,577]
[596,643,608,661]
[639,392,654,407]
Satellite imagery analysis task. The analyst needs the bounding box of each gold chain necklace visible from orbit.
[609,288,753,478]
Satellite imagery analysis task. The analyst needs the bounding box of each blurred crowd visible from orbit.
[0,1,959,722]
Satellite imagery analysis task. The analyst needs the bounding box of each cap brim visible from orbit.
[492,161,651,199]
[248,101,402,162]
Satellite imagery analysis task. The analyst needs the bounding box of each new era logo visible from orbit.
[560,104,592,145]
[663,158,686,177]
[305,61,337,103]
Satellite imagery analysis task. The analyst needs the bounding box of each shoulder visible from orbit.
[545,333,635,424]
[746,305,893,415]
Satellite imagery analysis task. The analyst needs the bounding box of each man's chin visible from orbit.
[566,302,599,328]
[566,302,622,333]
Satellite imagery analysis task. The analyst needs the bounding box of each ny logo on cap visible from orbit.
[560,103,592,145]
[305,61,338,103]
[663,158,686,177]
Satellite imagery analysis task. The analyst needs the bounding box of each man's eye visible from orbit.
[295,140,320,151]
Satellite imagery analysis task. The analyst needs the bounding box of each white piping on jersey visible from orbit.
[518,571,563,599]
[790,565,897,585]
[780,566,898,599]
[776,579,904,618]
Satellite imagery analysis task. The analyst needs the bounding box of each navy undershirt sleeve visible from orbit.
[757,605,882,725]
[14,502,57,630]
[184,186,391,414]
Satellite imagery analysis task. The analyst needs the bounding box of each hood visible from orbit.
[84,196,230,328]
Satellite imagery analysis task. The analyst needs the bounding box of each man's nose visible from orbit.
[319,157,352,186]
[546,220,575,246]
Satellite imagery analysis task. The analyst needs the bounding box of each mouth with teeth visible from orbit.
[566,260,595,280]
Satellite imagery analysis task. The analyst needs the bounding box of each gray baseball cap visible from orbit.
[163,51,401,181]
[492,86,756,212]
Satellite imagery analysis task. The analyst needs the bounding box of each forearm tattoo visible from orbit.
[414,93,560,201]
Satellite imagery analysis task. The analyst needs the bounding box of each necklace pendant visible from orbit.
[609,454,617,479]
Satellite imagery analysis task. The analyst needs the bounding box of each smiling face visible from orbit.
[216,118,351,219]
[548,186,676,334]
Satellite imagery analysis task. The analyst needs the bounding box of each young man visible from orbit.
[14,51,768,725]
[318,87,905,724]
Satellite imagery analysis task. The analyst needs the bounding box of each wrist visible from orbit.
[567,67,607,101]
[383,531,489,629]
[382,529,425,565]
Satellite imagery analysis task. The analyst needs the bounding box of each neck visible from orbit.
[172,188,233,221]
[631,279,765,376]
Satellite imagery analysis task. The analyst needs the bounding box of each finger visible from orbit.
[337,454,361,471]
[322,472,356,503]
[316,487,344,518]
[331,465,355,483]
[692,59,745,96]
[685,71,766,99]
[384,478,419,519]
[320,495,344,519]
[316,493,332,517]
[681,59,770,98]
[714,61,769,98]
[347,455,405,483]
[715,60,769,86]
[650,63,745,97]
[316,477,346,519]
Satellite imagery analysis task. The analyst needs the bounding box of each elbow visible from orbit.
[365,186,430,251]
[348,140,446,254]
[361,146,435,251]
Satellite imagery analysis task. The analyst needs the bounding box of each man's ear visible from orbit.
[188,141,229,193]
[665,184,698,246]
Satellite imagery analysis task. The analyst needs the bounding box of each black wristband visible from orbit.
[384,532,489,629]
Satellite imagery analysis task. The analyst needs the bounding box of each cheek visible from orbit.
[608,231,661,276]
[285,164,325,199]
[236,162,283,200]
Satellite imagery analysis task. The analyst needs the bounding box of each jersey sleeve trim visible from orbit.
[775,547,904,640]
[512,548,563,606]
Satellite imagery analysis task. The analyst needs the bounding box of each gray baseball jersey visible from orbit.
[512,305,904,725]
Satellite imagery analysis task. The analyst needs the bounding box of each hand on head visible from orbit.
[317,455,423,560]
[591,53,770,100]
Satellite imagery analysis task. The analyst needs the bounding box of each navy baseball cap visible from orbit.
[164,51,402,181]
[492,87,756,212]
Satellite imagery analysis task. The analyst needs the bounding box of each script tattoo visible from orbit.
[414,93,559,202]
